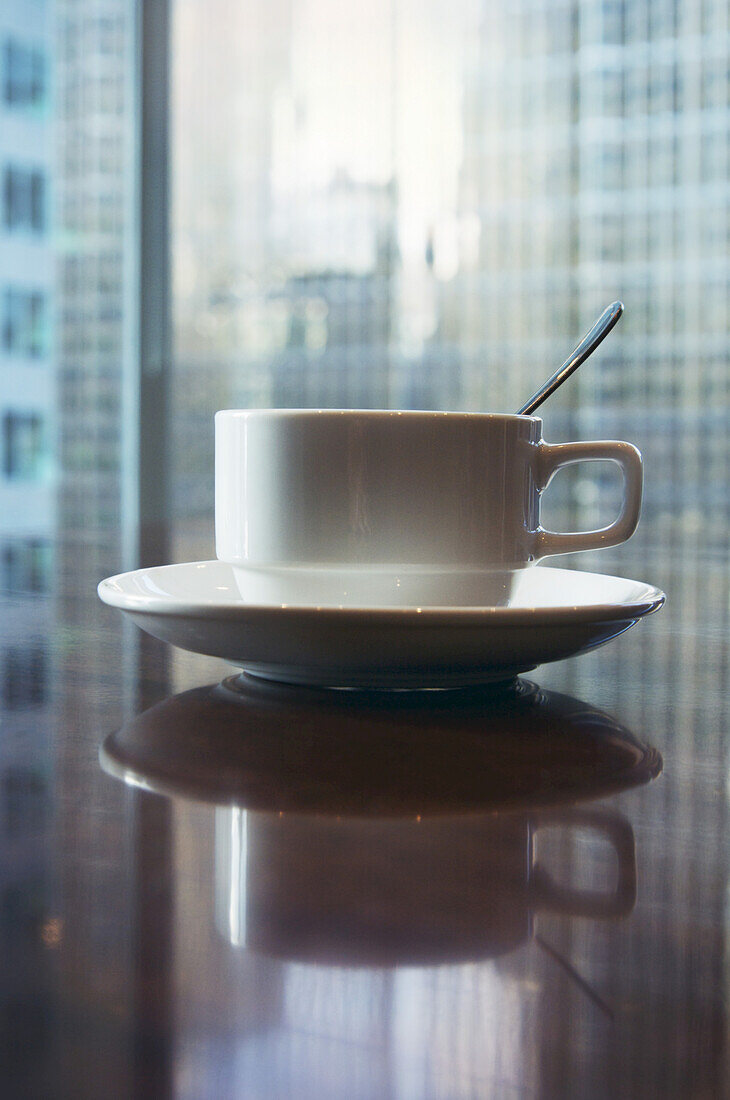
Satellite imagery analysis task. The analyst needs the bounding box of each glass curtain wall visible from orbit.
[170,0,730,588]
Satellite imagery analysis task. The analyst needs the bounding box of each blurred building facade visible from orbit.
[1,4,727,605]
[0,2,54,595]
[438,0,730,574]
[56,0,137,596]
[170,0,730,578]
[0,0,55,1072]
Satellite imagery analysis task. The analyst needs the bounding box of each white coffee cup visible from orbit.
[215,409,642,577]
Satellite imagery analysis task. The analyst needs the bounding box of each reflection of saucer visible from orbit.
[98,561,665,687]
[100,675,662,817]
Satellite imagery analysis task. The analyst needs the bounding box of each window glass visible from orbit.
[0,0,726,621]
[2,412,45,479]
[2,289,46,357]
[1,538,51,595]
[167,0,728,578]
[3,166,46,232]
[3,38,46,108]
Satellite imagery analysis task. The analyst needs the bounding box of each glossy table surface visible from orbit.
[3,540,728,1098]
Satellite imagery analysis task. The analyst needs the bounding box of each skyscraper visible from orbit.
[0,1,54,595]
[0,0,54,1072]
[56,0,137,597]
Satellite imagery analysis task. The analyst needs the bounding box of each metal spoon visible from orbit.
[517,301,624,416]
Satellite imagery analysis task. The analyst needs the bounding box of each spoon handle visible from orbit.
[517,300,624,416]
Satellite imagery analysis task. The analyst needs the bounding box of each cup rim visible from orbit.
[215,408,542,423]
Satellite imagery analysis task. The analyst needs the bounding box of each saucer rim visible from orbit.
[98,560,666,625]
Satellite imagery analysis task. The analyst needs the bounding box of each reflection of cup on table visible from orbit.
[101,677,658,967]
[215,409,643,604]
[215,807,637,966]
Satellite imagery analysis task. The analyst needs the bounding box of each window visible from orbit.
[2,38,45,108]
[2,289,46,358]
[3,167,46,233]
[2,412,45,479]
[1,540,51,595]
[0,0,727,608]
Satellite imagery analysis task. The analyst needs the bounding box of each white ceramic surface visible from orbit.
[98,561,665,688]
[215,409,643,570]
[231,564,519,608]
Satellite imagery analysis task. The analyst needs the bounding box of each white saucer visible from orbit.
[98,562,665,688]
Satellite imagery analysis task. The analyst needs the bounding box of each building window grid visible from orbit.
[435,1,730,539]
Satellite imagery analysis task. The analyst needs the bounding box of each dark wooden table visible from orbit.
[2,540,727,1099]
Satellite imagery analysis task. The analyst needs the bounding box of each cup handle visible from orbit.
[529,808,637,919]
[534,439,643,559]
